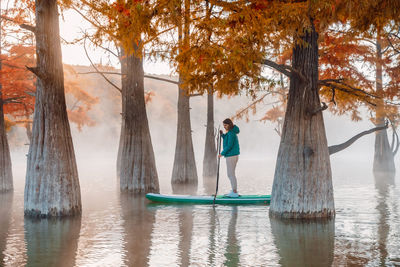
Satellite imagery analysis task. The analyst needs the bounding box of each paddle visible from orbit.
[213,128,223,205]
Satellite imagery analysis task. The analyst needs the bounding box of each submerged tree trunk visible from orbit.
[0,92,13,192]
[373,39,396,173]
[24,0,81,217]
[203,91,217,178]
[118,48,159,193]
[171,84,198,188]
[270,23,335,219]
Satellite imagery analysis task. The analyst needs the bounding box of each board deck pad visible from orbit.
[146,193,271,205]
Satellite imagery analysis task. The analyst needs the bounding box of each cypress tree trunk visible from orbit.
[203,91,217,178]
[118,47,159,193]
[270,23,335,219]
[24,0,81,217]
[0,16,13,192]
[171,85,198,187]
[172,0,198,191]
[373,39,396,173]
[0,95,13,192]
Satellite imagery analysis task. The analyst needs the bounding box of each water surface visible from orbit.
[1,156,399,266]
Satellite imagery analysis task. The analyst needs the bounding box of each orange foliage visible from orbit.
[64,65,100,131]
[0,44,36,118]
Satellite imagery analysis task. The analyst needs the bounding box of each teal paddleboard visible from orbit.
[146,193,271,205]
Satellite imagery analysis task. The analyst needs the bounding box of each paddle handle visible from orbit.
[213,129,222,204]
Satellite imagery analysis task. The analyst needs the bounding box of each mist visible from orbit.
[7,65,398,195]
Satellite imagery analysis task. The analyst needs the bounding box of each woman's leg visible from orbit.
[226,156,239,192]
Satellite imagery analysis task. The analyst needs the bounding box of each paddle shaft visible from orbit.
[213,130,223,204]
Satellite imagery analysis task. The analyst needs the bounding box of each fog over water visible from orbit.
[2,69,399,266]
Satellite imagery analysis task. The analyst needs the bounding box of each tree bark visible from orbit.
[24,0,81,217]
[373,39,396,173]
[0,12,13,192]
[171,84,198,188]
[270,23,335,219]
[118,47,159,193]
[203,90,217,178]
[0,91,13,192]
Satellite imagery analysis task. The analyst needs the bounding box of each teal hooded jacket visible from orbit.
[221,125,240,157]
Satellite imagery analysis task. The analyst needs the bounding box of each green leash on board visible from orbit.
[213,127,222,205]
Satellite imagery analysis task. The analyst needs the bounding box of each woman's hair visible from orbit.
[223,118,234,130]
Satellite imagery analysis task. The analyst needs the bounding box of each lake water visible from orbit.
[1,153,399,267]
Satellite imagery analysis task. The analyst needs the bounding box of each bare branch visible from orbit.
[83,36,122,94]
[261,59,292,78]
[189,93,202,97]
[78,71,180,85]
[20,23,36,33]
[387,34,400,55]
[26,66,45,80]
[144,75,180,85]
[78,71,123,75]
[329,122,388,155]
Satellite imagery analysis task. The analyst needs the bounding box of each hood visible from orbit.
[231,125,240,134]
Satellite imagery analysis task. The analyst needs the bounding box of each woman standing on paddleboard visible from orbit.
[218,118,240,198]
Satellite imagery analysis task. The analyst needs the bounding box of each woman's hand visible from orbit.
[218,154,223,158]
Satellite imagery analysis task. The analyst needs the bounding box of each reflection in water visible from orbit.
[120,194,155,267]
[172,184,198,195]
[270,218,334,267]
[374,171,395,266]
[177,207,194,267]
[224,206,240,267]
[207,208,217,266]
[0,193,13,266]
[24,216,81,267]
[203,176,217,195]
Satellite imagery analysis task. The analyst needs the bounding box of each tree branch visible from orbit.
[261,59,307,82]
[144,75,180,85]
[83,36,122,94]
[3,96,26,104]
[329,122,388,155]
[261,59,292,78]
[78,71,180,85]
[20,23,36,33]
[189,93,202,97]
[390,123,399,156]
[26,66,45,80]
[308,102,328,116]
[318,79,378,106]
